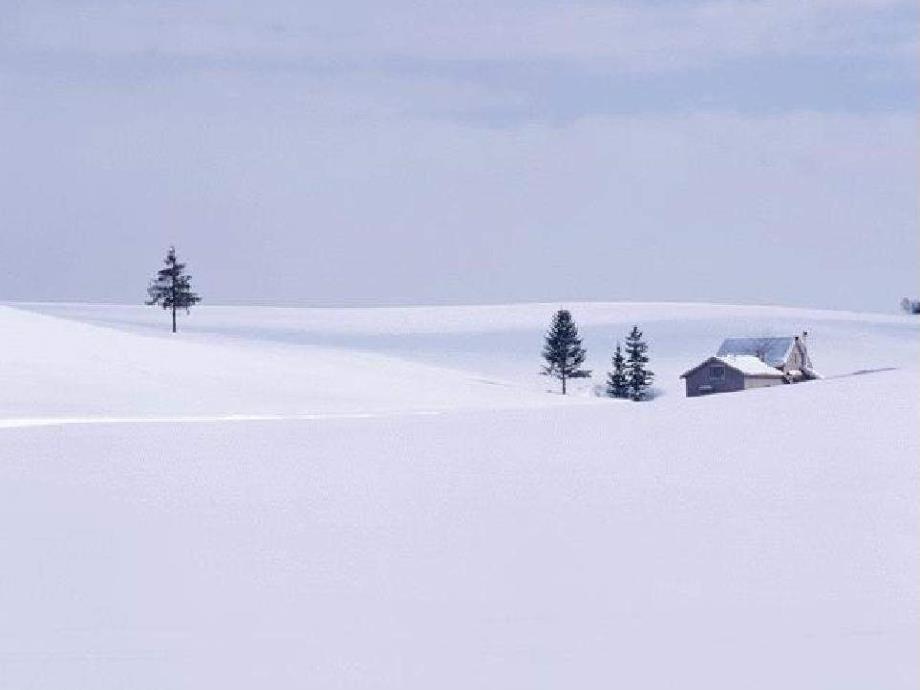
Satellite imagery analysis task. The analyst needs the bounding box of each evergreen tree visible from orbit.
[541,309,590,394]
[146,246,201,333]
[606,342,629,399]
[624,325,654,401]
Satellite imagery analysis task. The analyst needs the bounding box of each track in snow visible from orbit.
[0,410,447,430]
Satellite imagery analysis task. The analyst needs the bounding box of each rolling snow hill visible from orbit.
[5,300,918,417]
[0,301,917,689]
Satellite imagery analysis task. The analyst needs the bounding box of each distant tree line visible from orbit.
[541,309,654,401]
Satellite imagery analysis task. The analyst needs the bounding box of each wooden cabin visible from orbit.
[681,333,819,398]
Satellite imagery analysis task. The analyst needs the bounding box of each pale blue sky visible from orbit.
[1,0,917,311]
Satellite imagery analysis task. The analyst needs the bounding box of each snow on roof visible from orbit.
[715,355,785,377]
[716,337,796,368]
[680,355,785,378]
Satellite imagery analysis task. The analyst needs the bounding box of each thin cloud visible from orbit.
[4,0,915,71]
[0,0,916,309]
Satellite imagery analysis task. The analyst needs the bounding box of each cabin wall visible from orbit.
[784,342,804,372]
[684,364,745,397]
[744,376,785,390]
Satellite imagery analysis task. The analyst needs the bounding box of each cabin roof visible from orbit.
[716,337,796,368]
[680,355,786,379]
[716,355,785,376]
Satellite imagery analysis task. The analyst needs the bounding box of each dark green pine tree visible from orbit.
[146,246,201,333]
[624,325,654,401]
[541,309,591,395]
[606,342,629,399]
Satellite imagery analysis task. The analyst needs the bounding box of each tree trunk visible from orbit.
[561,374,567,395]
[171,273,177,333]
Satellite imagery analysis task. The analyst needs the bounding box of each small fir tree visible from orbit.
[146,246,201,333]
[902,297,920,315]
[624,325,654,401]
[606,342,629,399]
[541,309,590,395]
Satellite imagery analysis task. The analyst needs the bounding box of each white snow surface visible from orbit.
[0,301,917,688]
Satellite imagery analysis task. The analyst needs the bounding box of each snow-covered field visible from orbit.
[1,301,917,688]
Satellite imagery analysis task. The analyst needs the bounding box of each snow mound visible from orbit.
[5,300,918,420]
[0,305,560,422]
[0,301,917,688]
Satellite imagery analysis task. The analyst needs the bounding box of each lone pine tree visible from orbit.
[624,324,654,401]
[146,246,201,333]
[541,309,590,395]
[606,342,629,399]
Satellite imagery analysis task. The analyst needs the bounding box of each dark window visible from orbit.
[709,366,725,380]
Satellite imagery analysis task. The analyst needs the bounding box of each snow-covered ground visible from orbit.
[0,302,917,688]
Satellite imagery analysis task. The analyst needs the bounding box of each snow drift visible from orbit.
[0,301,917,689]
